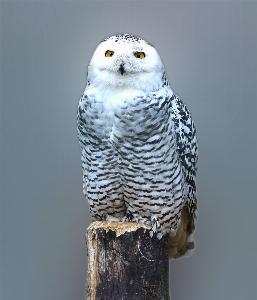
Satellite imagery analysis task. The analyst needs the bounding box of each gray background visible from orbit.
[1,0,256,299]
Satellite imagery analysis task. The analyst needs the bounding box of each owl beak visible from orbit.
[119,63,125,75]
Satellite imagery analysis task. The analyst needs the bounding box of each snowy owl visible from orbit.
[77,34,198,258]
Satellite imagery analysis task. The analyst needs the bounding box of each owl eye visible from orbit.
[134,52,145,59]
[105,50,114,57]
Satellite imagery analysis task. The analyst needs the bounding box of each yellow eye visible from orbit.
[105,50,114,57]
[134,51,145,59]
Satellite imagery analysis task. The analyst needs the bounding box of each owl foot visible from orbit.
[101,213,121,222]
[124,210,134,222]
[138,217,151,226]
[122,210,138,222]
[151,215,159,232]
[150,216,162,239]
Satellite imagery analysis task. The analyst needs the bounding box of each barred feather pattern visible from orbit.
[78,85,197,257]
[77,34,198,258]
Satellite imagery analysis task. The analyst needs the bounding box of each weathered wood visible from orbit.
[85,221,170,300]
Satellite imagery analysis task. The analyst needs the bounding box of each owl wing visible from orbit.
[77,82,91,151]
[77,94,87,150]
[170,94,198,231]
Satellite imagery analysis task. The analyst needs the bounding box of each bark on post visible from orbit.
[85,221,170,300]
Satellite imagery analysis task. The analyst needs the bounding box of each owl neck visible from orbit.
[88,68,164,94]
[91,86,146,108]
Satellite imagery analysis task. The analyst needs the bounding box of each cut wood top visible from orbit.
[87,221,151,237]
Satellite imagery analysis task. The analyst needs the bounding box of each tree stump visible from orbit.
[85,221,170,300]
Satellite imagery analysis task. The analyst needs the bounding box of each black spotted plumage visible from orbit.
[77,34,198,258]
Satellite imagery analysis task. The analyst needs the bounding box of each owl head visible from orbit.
[87,34,165,93]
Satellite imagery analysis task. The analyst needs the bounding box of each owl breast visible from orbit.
[79,86,185,235]
[82,87,176,165]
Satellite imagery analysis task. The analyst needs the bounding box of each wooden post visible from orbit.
[85,221,170,300]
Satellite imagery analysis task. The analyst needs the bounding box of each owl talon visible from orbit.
[125,210,134,222]
[151,215,159,233]
[101,213,106,221]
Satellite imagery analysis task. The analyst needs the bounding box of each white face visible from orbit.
[87,34,165,92]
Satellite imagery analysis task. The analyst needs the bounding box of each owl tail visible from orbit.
[168,207,195,259]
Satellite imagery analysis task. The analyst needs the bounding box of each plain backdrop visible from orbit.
[1,1,256,299]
